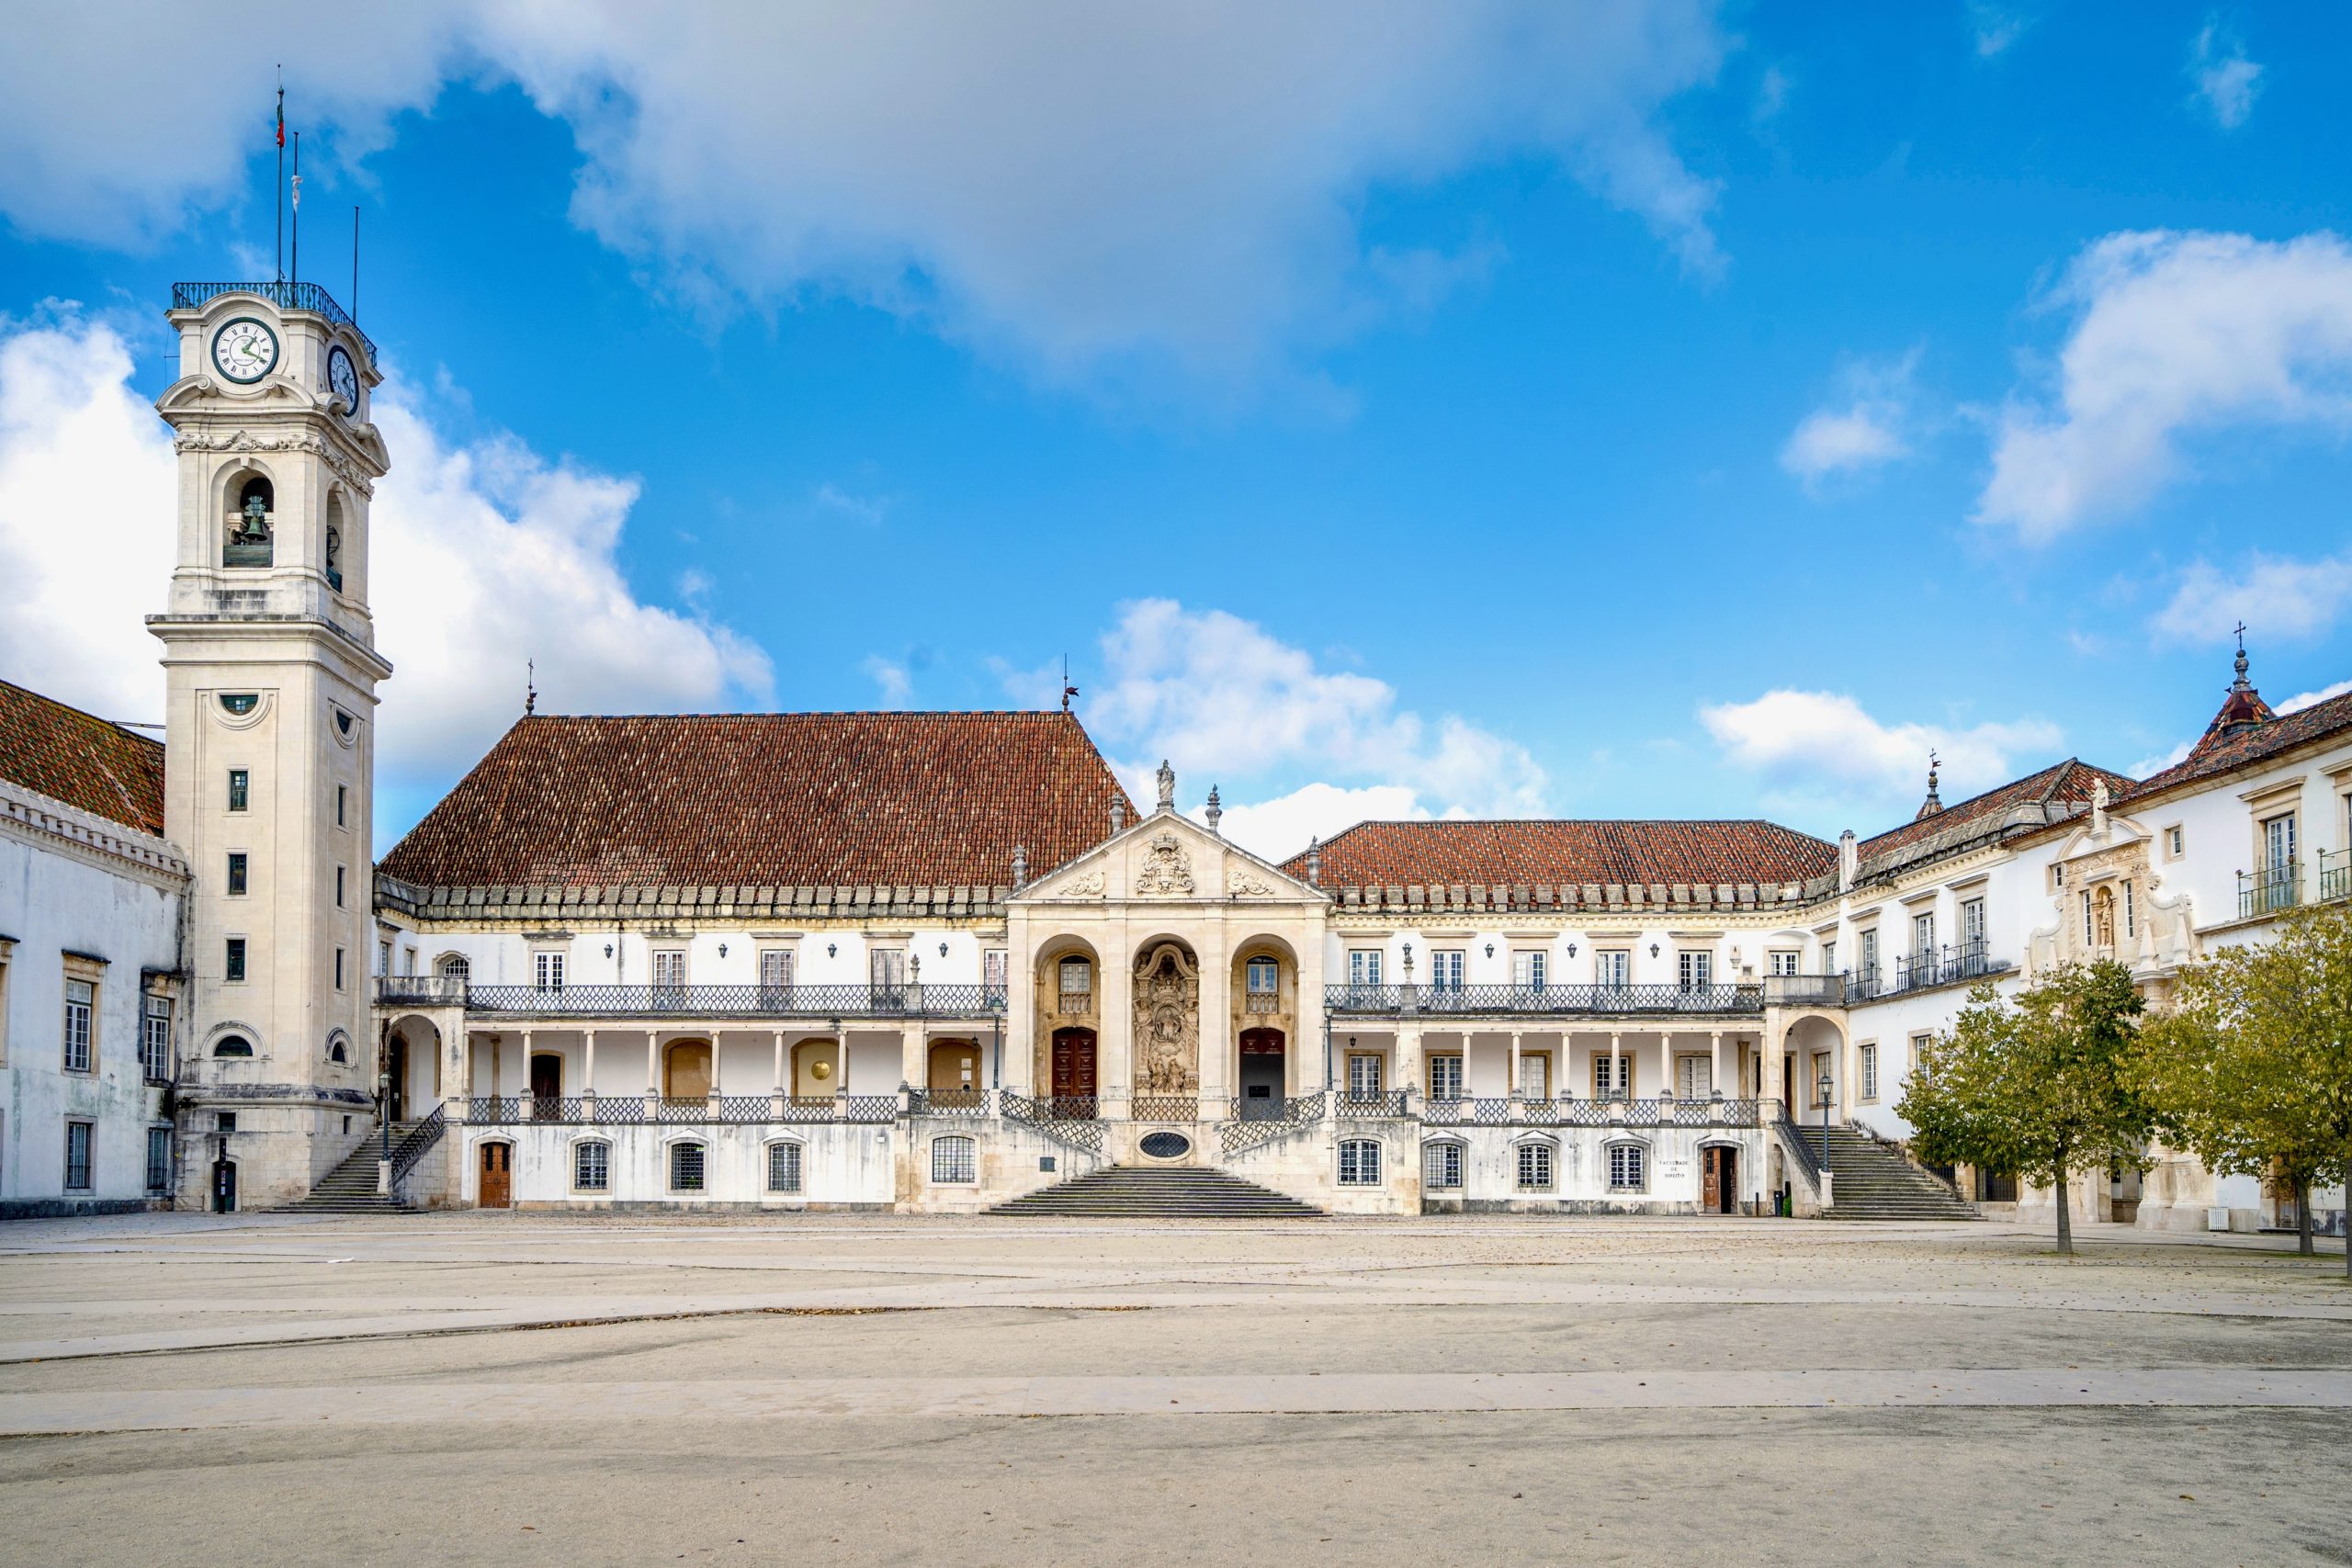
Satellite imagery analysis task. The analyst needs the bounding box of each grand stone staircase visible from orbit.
[988,1164,1321,1219]
[1810,1125,1980,1221]
[275,1123,427,1215]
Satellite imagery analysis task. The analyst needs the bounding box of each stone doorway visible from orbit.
[1702,1145,1738,1214]
[1050,1027,1098,1110]
[479,1142,513,1209]
[1238,1027,1284,1119]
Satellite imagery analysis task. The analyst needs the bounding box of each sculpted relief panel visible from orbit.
[1134,830,1195,897]
[1134,942,1201,1094]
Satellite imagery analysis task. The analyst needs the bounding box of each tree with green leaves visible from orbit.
[2135,902,2352,1273]
[1900,959,2153,1255]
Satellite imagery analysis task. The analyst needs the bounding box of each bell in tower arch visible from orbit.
[224,474,274,567]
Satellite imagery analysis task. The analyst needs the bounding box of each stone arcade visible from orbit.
[0,279,2346,1232]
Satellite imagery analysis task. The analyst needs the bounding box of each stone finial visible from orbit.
[1204,784,1222,836]
[1110,795,1125,836]
[909,952,921,981]
[1914,750,1942,821]
[1011,844,1027,888]
[1304,835,1322,887]
[1155,758,1175,812]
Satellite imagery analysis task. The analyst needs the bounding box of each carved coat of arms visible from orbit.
[1134,830,1194,896]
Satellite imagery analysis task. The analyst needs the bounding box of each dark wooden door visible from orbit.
[480,1143,512,1209]
[1050,1028,1097,1104]
[530,1053,562,1117]
[1702,1146,1722,1212]
[388,1037,408,1122]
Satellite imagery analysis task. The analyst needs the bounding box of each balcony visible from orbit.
[1324,982,1763,1018]
[2320,849,2352,905]
[1891,941,2008,994]
[1762,973,1847,1007]
[171,280,378,366]
[1244,990,1280,1014]
[379,978,1005,1019]
[2238,861,2301,921]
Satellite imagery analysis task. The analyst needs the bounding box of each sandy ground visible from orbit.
[0,1211,2346,1566]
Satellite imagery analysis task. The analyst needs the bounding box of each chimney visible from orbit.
[1838,829,1858,893]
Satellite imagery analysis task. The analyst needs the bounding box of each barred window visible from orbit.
[1422,1141,1463,1190]
[1609,1144,1645,1190]
[1338,1138,1381,1186]
[574,1140,610,1191]
[1516,1142,1554,1190]
[62,978,95,1072]
[931,1135,977,1185]
[64,1120,94,1191]
[437,954,470,981]
[669,1140,706,1191]
[767,1141,804,1193]
[146,1126,171,1192]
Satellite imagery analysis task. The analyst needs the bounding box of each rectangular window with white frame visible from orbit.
[64,1119,94,1192]
[1510,949,1547,990]
[767,1141,802,1193]
[1913,910,1934,956]
[1428,1053,1464,1100]
[1767,950,1799,977]
[1347,949,1384,987]
[1860,1043,1878,1102]
[1609,1143,1645,1191]
[1676,1055,1712,1100]
[1677,950,1712,991]
[1594,1054,1630,1099]
[1347,1053,1384,1097]
[1820,938,1837,975]
[760,947,795,998]
[141,993,171,1082]
[62,977,95,1073]
[2165,824,2184,860]
[1518,1053,1550,1100]
[651,949,687,992]
[1595,950,1631,989]
[1429,949,1464,991]
[535,950,567,992]
[1338,1139,1381,1186]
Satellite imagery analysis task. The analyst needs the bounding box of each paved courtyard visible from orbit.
[0,1213,2346,1566]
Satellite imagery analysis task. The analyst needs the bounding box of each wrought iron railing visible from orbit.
[1001,1090,1105,1154]
[389,1104,446,1190]
[2239,861,2301,919]
[2322,848,2352,905]
[1849,964,1883,1002]
[376,975,468,1007]
[1894,941,2008,994]
[1220,1090,1326,1156]
[1771,1100,1824,1188]
[908,1088,991,1115]
[1324,982,1763,1017]
[843,1095,899,1124]
[467,1095,520,1123]
[460,982,1005,1018]
[171,280,378,365]
[1132,1095,1200,1122]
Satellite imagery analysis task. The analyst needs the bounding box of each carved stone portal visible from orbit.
[1133,942,1200,1094]
[1134,829,1195,896]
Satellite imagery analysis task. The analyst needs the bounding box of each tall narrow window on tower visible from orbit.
[324,493,345,592]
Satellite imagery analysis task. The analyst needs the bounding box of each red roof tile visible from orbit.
[379,711,1135,890]
[1859,759,2131,867]
[0,678,167,837]
[2121,684,2352,804]
[1283,818,1837,891]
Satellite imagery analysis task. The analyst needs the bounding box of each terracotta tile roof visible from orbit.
[0,677,167,837]
[1856,758,2130,875]
[2120,684,2352,803]
[1283,818,1838,900]
[379,711,1134,891]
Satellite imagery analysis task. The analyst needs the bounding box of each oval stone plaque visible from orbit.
[1138,1131,1192,1160]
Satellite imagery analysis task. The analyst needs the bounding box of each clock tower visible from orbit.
[149,283,392,1210]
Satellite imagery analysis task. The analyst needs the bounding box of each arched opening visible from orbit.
[1048,1026,1098,1112]
[1033,937,1102,1093]
[1237,1027,1286,1118]
[213,1033,254,1057]
[478,1141,514,1208]
[436,953,470,981]
[662,1039,712,1100]
[791,1037,839,1101]
[225,473,274,567]
[927,1038,981,1106]
[326,1030,350,1066]
[323,491,346,592]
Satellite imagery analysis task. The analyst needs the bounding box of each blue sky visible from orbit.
[1,4,2347,859]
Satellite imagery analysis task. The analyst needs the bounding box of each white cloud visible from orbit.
[1780,350,1917,486]
[2280,678,2352,714]
[1045,598,1545,845]
[1201,782,1429,863]
[1701,689,2064,829]
[1976,231,2352,540]
[1969,4,2030,59]
[0,312,771,829]
[0,4,1727,385]
[2189,20,2264,130]
[863,655,911,707]
[2151,553,2352,646]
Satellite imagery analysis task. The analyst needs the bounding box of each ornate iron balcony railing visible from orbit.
[2238,861,2301,920]
[1324,982,1763,1017]
[171,280,378,366]
[2322,848,2352,906]
[456,982,1005,1018]
[1892,941,2008,995]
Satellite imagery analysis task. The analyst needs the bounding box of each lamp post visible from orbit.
[379,1065,394,1160]
[1816,1067,1834,1172]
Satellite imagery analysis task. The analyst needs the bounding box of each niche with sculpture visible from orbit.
[1133,942,1201,1095]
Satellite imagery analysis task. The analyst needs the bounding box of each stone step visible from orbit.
[990,1165,1320,1218]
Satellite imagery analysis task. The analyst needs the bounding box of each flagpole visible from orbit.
[275,73,285,283]
[352,206,360,321]
[290,131,300,287]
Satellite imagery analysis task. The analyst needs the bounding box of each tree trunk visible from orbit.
[2296,1176,2313,1257]
[2053,1156,2073,1256]
[2344,1156,2351,1280]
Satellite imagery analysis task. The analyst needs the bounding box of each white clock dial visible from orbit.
[210,317,279,383]
[326,345,359,416]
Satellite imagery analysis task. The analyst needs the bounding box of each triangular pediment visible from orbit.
[1015,808,1329,906]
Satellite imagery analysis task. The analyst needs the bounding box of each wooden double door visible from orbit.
[1050,1027,1097,1107]
[480,1142,513,1209]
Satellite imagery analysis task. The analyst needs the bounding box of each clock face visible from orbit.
[210,317,279,383]
[326,345,360,416]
